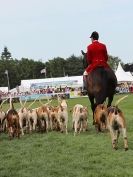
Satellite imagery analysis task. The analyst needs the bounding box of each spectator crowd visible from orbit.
[0,82,133,100]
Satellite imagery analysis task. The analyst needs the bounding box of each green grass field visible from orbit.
[0,94,133,177]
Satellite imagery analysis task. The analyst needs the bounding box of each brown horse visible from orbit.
[81,51,117,123]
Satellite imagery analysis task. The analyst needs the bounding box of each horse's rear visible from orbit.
[86,67,117,113]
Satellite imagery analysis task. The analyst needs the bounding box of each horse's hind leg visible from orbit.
[88,95,95,124]
[107,95,114,107]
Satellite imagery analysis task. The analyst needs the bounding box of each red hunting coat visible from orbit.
[86,40,110,73]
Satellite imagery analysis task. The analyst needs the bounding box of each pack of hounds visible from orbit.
[0,95,128,151]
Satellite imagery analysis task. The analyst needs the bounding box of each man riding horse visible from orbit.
[83,31,110,86]
[82,31,117,123]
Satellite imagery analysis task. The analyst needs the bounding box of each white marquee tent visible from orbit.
[115,63,133,82]
[0,87,8,92]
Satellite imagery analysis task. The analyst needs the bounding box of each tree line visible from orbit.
[0,47,132,89]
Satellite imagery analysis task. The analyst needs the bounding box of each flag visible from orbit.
[5,70,8,75]
[40,68,46,74]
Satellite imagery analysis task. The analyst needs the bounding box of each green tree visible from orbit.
[124,63,133,73]
[108,55,123,71]
[65,55,84,76]
[47,57,66,78]
[1,46,12,60]
[18,58,45,80]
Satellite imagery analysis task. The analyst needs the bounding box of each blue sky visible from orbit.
[0,0,132,63]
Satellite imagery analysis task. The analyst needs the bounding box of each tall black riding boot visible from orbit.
[83,75,87,94]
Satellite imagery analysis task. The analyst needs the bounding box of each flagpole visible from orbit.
[63,67,65,77]
[44,68,47,78]
[5,70,10,92]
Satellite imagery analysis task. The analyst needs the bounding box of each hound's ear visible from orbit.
[81,50,85,56]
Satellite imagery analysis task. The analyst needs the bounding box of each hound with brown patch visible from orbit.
[94,104,108,132]
[48,106,60,131]
[5,95,20,139]
[6,97,20,139]
[36,106,49,132]
[6,109,20,139]
[107,106,128,150]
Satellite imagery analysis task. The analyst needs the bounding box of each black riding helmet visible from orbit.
[90,31,99,40]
